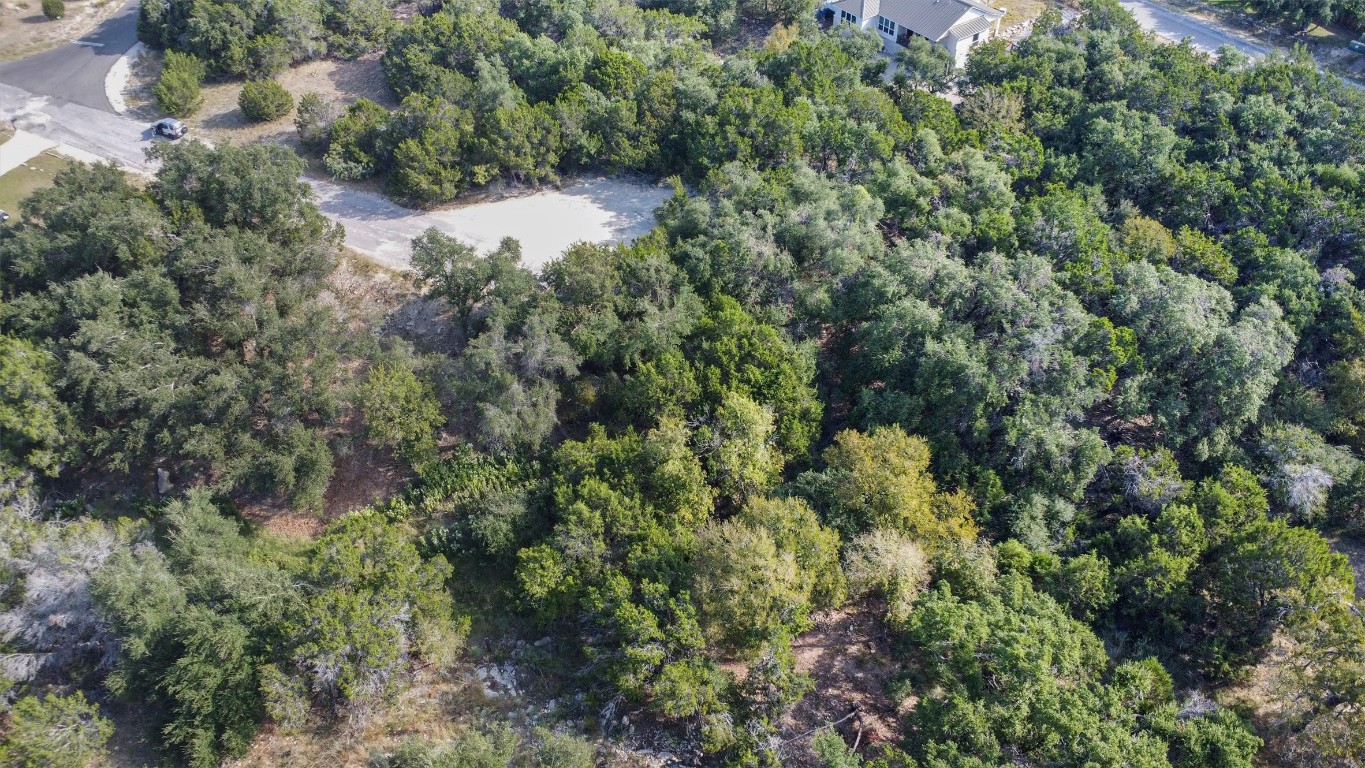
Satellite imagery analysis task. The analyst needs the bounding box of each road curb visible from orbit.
[106,41,145,115]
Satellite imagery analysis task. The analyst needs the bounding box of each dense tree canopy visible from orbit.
[0,145,347,509]
[9,0,1365,765]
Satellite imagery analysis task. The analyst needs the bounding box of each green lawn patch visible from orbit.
[1303,22,1356,47]
[0,153,71,222]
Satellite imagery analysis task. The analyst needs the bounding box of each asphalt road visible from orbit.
[0,80,150,167]
[0,0,139,113]
[1119,0,1270,57]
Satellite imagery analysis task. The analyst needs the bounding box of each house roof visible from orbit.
[888,0,1003,39]
[947,14,995,38]
[830,0,1003,41]
[829,0,868,18]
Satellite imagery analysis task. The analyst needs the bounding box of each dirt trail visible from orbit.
[781,602,908,765]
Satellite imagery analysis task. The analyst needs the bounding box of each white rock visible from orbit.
[472,662,519,697]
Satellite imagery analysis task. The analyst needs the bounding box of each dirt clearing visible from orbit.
[189,53,397,147]
[780,602,908,766]
[313,175,674,273]
[124,52,397,149]
[0,0,125,62]
[412,178,673,273]
[996,0,1049,25]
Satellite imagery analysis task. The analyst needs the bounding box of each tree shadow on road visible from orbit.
[559,176,674,240]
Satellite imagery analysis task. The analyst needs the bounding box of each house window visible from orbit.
[973,32,981,41]
[840,10,856,24]
[878,16,896,35]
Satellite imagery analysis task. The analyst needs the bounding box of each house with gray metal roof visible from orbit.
[819,0,1006,66]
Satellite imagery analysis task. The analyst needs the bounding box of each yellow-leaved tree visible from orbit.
[808,426,977,545]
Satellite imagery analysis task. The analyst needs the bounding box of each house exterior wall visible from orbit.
[943,12,993,66]
[831,6,875,32]
[826,0,878,33]
[871,15,899,44]
[828,7,922,47]
[822,0,1000,68]
[942,32,973,67]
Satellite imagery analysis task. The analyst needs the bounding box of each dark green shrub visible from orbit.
[238,79,294,123]
[295,92,341,149]
[321,98,389,180]
[153,51,205,118]
[41,0,63,19]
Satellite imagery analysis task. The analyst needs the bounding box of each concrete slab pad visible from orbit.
[0,129,57,175]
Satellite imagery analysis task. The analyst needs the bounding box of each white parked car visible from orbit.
[152,118,188,139]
